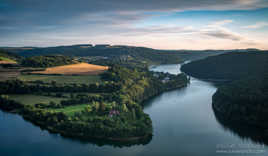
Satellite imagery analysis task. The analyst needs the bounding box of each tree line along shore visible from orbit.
[181,51,268,129]
[0,50,189,144]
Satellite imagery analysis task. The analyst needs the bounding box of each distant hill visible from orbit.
[3,45,260,58]
[3,45,229,66]
[4,44,262,68]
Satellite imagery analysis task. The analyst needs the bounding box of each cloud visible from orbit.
[118,19,243,41]
[199,20,242,41]
[196,20,261,47]
[118,26,195,36]
[1,0,267,30]
[210,20,233,27]
[243,22,268,29]
[0,0,267,49]
[201,28,243,41]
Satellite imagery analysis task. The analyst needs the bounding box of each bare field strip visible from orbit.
[31,63,108,75]
[0,60,17,64]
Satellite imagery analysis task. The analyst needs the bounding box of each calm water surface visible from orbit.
[1,64,267,156]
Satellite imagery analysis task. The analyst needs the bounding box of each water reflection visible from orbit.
[213,107,268,145]
[58,133,152,148]
[18,111,153,148]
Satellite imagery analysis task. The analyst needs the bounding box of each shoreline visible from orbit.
[0,77,188,144]
[0,63,189,144]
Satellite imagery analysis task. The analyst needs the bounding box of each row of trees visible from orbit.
[21,55,76,67]
[0,80,120,94]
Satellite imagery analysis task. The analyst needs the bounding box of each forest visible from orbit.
[181,51,267,81]
[3,45,224,66]
[0,60,189,142]
[181,51,268,128]
[0,49,22,61]
[21,55,76,67]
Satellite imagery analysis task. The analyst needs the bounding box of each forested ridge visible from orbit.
[181,51,268,128]
[181,52,267,81]
[4,45,225,66]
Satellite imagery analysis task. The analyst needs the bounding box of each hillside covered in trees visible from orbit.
[181,52,267,81]
[21,55,76,67]
[0,49,22,64]
[181,51,268,128]
[0,63,189,145]
[3,45,225,66]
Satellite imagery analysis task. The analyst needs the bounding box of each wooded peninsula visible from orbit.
[0,49,189,144]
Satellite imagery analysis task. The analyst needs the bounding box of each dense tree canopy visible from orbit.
[0,63,189,143]
[21,55,76,67]
[182,51,268,128]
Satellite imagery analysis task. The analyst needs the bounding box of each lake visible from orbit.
[1,64,267,156]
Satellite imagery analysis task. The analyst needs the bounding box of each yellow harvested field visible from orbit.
[0,60,17,64]
[31,63,108,75]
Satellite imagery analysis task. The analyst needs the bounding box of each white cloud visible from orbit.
[210,20,233,27]
[243,22,268,29]
[198,20,243,41]
[116,19,245,42]
[200,27,243,41]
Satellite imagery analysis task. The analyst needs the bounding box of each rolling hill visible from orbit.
[3,45,227,66]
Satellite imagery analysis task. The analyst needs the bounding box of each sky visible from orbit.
[1,0,268,50]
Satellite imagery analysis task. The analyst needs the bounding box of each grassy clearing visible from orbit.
[31,63,108,75]
[0,67,20,81]
[51,104,89,116]
[18,74,102,84]
[7,94,65,105]
[60,92,101,98]
[0,56,17,64]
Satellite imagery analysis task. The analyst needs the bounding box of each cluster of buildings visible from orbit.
[109,110,120,117]
[153,73,170,83]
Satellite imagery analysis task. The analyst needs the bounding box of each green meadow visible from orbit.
[18,74,102,84]
[51,104,90,116]
[0,56,17,63]
[7,94,65,105]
